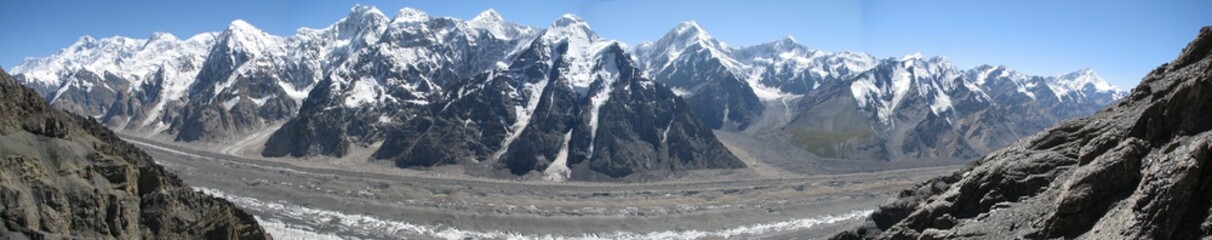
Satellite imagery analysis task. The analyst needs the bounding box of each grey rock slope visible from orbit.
[831,26,1212,239]
[0,68,268,239]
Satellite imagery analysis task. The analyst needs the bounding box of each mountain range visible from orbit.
[8,5,1125,181]
[832,26,1212,240]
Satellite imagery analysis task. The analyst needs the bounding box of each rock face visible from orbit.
[262,7,537,158]
[635,22,764,130]
[369,15,745,181]
[831,26,1212,239]
[0,68,268,239]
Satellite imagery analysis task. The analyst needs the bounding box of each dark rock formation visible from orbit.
[831,26,1212,239]
[0,68,268,239]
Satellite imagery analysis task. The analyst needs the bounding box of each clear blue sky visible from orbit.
[1,0,1209,88]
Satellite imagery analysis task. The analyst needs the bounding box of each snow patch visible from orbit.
[543,130,575,182]
[343,76,384,108]
[491,79,549,161]
[669,87,692,96]
[222,97,241,111]
[584,52,620,156]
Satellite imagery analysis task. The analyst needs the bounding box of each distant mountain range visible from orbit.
[832,26,1212,240]
[8,5,1125,181]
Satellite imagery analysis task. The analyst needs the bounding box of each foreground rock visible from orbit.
[831,26,1212,239]
[0,68,268,239]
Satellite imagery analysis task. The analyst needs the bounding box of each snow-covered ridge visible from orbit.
[12,32,217,94]
[9,4,1128,142]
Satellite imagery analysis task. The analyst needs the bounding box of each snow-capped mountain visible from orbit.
[731,36,877,96]
[368,14,743,181]
[633,21,1123,162]
[635,21,763,130]
[263,7,539,158]
[8,4,1127,179]
[778,53,1126,161]
[11,33,216,124]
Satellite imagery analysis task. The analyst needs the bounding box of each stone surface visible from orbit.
[0,68,269,239]
[831,26,1212,240]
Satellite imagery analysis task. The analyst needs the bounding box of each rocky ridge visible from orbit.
[831,26,1212,239]
[0,68,268,239]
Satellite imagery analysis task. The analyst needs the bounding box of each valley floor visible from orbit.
[122,135,956,239]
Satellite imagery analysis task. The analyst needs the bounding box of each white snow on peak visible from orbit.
[539,15,614,90]
[1048,68,1122,100]
[849,55,969,125]
[1058,68,1118,92]
[468,8,534,39]
[392,7,430,23]
[472,8,504,23]
[148,32,178,42]
[340,5,388,31]
[228,19,260,33]
[221,19,285,56]
[552,13,589,28]
[12,31,217,107]
[349,4,384,17]
[639,21,740,76]
[781,35,797,44]
[900,52,925,61]
[673,21,712,40]
[542,14,598,42]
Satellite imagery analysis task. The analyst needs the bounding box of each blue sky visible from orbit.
[1,0,1209,88]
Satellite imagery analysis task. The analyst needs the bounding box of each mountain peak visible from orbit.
[1055,68,1119,93]
[472,8,504,23]
[899,52,925,61]
[552,13,587,28]
[393,7,429,23]
[782,35,798,44]
[1059,68,1099,80]
[675,21,705,34]
[347,4,386,21]
[673,21,714,39]
[541,13,597,43]
[228,19,258,31]
[74,35,97,46]
[149,32,178,42]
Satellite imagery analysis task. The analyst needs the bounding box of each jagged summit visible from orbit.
[674,21,709,36]
[782,35,798,44]
[77,34,96,42]
[345,4,387,23]
[538,13,601,49]
[148,31,178,42]
[552,13,587,28]
[899,52,925,61]
[472,8,504,23]
[227,19,260,32]
[1056,68,1117,91]
[392,7,429,23]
